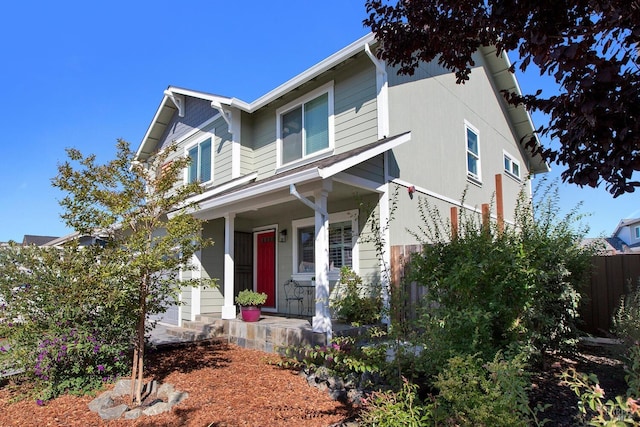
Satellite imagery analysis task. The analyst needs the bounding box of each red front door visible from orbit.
[255,230,276,308]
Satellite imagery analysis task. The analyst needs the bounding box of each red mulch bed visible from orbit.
[0,340,356,427]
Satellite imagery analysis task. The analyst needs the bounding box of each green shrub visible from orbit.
[613,278,640,346]
[330,267,382,326]
[0,242,134,401]
[406,180,594,373]
[434,352,535,427]
[359,378,434,427]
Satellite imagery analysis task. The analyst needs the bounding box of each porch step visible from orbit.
[166,317,228,341]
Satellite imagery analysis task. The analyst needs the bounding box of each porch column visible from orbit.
[379,184,391,326]
[221,213,237,319]
[313,183,332,340]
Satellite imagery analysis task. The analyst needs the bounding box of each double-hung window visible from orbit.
[503,151,521,180]
[292,210,357,280]
[187,138,212,184]
[465,122,481,181]
[278,83,334,167]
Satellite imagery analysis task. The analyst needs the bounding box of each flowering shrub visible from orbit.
[561,368,640,426]
[33,327,129,400]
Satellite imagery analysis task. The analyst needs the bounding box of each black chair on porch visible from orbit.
[283,279,304,316]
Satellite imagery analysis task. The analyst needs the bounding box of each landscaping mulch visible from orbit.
[0,339,630,426]
[0,340,356,427]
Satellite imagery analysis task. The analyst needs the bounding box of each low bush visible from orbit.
[330,267,382,326]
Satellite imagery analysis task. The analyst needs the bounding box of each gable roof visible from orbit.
[613,217,640,236]
[136,34,547,174]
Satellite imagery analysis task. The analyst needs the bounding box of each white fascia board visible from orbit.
[197,168,322,212]
[136,95,171,161]
[189,172,258,204]
[318,132,411,179]
[247,33,376,113]
[480,47,550,174]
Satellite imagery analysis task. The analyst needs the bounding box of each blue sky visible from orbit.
[0,1,637,242]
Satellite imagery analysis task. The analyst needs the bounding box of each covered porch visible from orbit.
[175,134,410,340]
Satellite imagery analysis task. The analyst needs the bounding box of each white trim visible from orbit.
[332,172,386,193]
[276,81,335,169]
[364,43,389,139]
[464,120,482,183]
[231,111,241,178]
[379,184,391,325]
[191,251,202,321]
[635,225,640,240]
[221,213,237,319]
[503,150,522,181]
[291,209,359,282]
[319,132,410,179]
[253,225,279,312]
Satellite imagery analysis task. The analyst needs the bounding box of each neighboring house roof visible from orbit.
[21,235,59,246]
[136,33,548,174]
[582,237,628,255]
[174,132,411,218]
[613,217,640,233]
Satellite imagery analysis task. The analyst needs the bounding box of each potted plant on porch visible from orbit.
[235,289,268,322]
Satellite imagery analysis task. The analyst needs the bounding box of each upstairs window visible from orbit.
[635,226,640,239]
[187,138,212,183]
[465,123,481,181]
[503,152,521,179]
[278,83,334,167]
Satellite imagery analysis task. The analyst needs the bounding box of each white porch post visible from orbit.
[191,251,202,321]
[312,182,332,340]
[221,213,237,319]
[379,184,391,326]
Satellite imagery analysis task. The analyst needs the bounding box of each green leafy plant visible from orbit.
[434,351,545,427]
[613,278,640,346]
[560,368,640,426]
[235,289,268,307]
[330,267,382,326]
[359,378,434,427]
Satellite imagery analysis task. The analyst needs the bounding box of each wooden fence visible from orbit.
[390,244,423,323]
[581,254,640,335]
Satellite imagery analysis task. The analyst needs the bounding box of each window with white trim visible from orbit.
[186,137,212,184]
[277,83,334,166]
[635,226,640,239]
[292,210,358,280]
[465,123,481,181]
[503,152,521,179]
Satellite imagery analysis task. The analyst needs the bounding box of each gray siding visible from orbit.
[158,97,217,151]
[387,50,531,230]
[348,155,385,184]
[214,122,233,184]
[200,219,225,313]
[334,58,378,154]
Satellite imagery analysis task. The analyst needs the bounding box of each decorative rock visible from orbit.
[123,408,143,420]
[88,379,188,420]
[98,403,129,421]
[88,391,113,413]
[168,391,189,406]
[143,401,170,416]
[157,382,175,399]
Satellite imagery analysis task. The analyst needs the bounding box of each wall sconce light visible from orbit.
[279,229,287,243]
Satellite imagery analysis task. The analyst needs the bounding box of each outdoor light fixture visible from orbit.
[279,229,287,243]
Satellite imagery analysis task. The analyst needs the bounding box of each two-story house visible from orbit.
[612,218,640,253]
[134,34,548,336]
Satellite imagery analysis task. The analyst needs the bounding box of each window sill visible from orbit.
[466,174,482,187]
[503,171,521,183]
